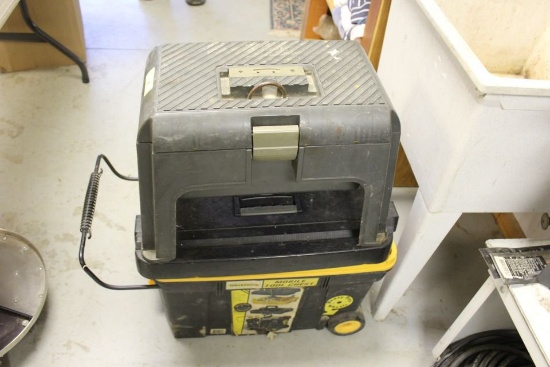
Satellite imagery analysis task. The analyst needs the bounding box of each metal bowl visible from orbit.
[0,229,47,357]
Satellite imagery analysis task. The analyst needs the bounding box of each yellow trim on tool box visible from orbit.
[154,243,397,284]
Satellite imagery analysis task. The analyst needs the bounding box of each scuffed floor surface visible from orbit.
[0,0,500,365]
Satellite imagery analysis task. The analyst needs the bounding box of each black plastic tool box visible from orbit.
[80,40,400,338]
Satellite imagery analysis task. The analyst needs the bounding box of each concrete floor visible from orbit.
[0,1,504,365]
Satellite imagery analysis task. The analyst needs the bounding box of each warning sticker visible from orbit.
[480,245,550,284]
[493,255,546,281]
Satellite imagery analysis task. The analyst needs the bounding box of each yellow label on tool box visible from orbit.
[323,295,354,316]
[226,280,264,290]
[226,277,319,290]
[228,278,317,335]
[231,287,303,336]
[263,278,319,288]
[231,290,251,335]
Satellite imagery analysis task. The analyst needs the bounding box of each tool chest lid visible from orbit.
[148,40,387,111]
[137,41,397,151]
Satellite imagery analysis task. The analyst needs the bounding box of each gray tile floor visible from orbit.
[0,1,503,365]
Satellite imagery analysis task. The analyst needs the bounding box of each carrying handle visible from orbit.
[247,81,288,99]
[233,194,302,216]
[78,154,158,290]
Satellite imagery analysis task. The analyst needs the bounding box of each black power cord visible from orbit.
[433,330,535,367]
[79,154,159,291]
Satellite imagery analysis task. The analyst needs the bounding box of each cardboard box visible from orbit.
[0,0,86,72]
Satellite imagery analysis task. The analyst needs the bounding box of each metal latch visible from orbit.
[252,125,299,161]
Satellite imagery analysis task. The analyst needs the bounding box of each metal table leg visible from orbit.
[0,0,89,83]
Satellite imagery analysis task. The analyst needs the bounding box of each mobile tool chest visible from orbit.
[79,40,400,338]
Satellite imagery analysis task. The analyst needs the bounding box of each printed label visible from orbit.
[494,256,513,279]
[263,278,319,288]
[494,255,546,280]
[226,280,264,290]
[231,290,250,335]
[227,278,320,334]
[230,286,304,336]
[227,278,319,290]
[143,67,155,96]
[324,295,354,316]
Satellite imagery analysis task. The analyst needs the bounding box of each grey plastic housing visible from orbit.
[539,265,550,288]
[136,41,400,261]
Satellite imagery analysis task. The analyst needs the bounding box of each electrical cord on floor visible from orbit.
[79,154,159,291]
[432,330,535,367]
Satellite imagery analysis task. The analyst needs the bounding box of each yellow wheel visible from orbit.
[327,310,365,336]
[334,320,363,334]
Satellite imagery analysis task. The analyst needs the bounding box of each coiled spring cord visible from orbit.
[433,330,535,367]
[79,154,158,290]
